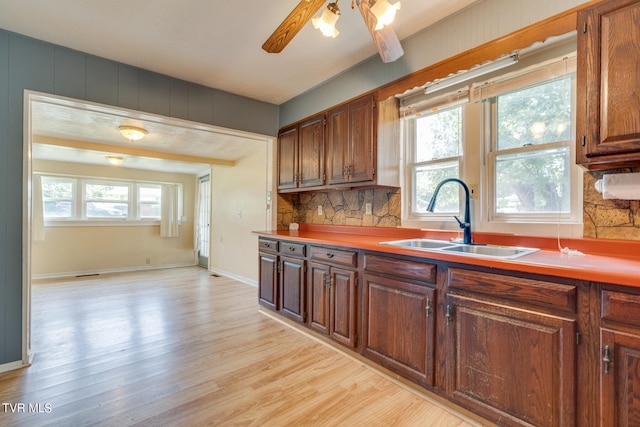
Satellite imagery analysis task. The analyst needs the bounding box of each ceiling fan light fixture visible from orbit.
[106,156,124,166]
[119,125,147,141]
[312,2,341,38]
[370,0,400,30]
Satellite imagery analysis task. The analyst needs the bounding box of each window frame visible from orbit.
[481,62,580,225]
[39,174,179,226]
[403,96,467,223]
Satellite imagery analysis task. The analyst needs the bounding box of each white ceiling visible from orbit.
[0,0,479,105]
[2,0,479,174]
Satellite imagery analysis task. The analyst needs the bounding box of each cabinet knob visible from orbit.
[326,253,334,259]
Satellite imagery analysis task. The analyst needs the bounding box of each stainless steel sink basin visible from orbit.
[379,238,539,260]
[440,244,539,259]
[379,238,456,250]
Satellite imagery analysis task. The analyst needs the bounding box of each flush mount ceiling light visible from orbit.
[370,0,401,30]
[312,2,341,38]
[106,156,124,166]
[118,125,147,142]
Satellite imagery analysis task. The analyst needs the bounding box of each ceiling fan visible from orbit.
[262,0,404,63]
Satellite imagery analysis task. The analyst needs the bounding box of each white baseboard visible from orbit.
[32,262,196,280]
[0,359,28,374]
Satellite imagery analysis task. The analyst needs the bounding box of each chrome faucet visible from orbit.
[426,178,472,245]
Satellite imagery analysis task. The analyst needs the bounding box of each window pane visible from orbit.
[416,107,462,162]
[42,179,73,200]
[86,202,128,218]
[497,77,571,150]
[85,184,129,201]
[44,201,72,218]
[139,186,161,219]
[414,162,459,213]
[495,146,570,214]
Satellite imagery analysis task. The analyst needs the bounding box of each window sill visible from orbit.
[44,220,162,227]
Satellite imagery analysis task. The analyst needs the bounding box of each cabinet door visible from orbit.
[348,93,375,184]
[363,273,435,387]
[577,0,640,167]
[330,267,357,347]
[277,126,298,190]
[298,114,325,188]
[446,294,576,427]
[279,256,306,323]
[258,253,278,310]
[600,329,640,426]
[326,103,350,185]
[308,262,330,335]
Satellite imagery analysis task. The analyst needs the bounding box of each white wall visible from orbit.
[210,142,270,286]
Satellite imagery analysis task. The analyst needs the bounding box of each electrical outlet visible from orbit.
[318,205,323,216]
[145,258,151,265]
[365,203,372,215]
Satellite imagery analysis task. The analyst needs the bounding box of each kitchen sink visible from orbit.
[379,238,458,250]
[440,244,539,259]
[379,238,539,260]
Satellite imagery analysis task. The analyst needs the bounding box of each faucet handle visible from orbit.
[453,215,469,229]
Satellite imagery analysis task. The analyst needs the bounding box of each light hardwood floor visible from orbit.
[0,267,483,426]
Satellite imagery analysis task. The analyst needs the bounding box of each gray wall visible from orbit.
[279,0,588,127]
[0,29,279,365]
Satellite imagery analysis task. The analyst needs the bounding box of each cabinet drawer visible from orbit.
[602,289,640,327]
[309,246,357,267]
[364,253,436,284]
[279,241,306,258]
[448,267,577,314]
[258,238,279,253]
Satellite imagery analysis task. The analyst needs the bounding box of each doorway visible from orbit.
[23,91,277,366]
[197,174,211,268]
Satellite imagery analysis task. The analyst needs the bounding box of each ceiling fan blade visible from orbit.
[262,0,327,53]
[357,0,404,63]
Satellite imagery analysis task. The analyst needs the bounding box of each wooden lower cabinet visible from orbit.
[363,273,435,387]
[258,252,278,311]
[445,294,576,427]
[599,286,640,426]
[279,255,306,323]
[308,261,358,347]
[445,267,577,427]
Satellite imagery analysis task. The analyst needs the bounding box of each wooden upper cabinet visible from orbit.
[577,0,640,169]
[277,113,325,192]
[327,93,376,186]
[277,126,298,191]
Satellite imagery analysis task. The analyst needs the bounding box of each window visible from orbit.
[400,43,581,232]
[482,59,576,222]
[83,181,130,218]
[39,175,178,224]
[404,92,467,219]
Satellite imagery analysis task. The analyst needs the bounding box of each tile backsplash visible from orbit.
[583,167,640,240]
[277,188,401,229]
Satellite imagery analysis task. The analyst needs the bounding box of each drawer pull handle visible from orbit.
[264,243,271,248]
[326,253,334,259]
[603,345,612,374]
[289,246,296,251]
